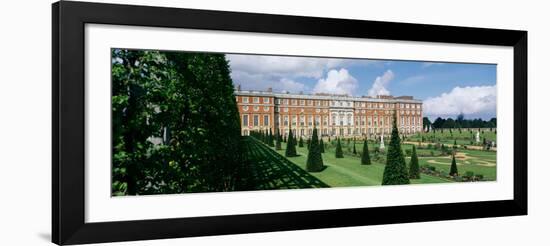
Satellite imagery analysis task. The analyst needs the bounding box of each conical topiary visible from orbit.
[275,129,282,150]
[320,139,325,153]
[306,127,324,172]
[268,129,275,147]
[335,138,344,158]
[285,129,297,157]
[382,111,410,185]
[409,145,420,179]
[449,153,458,176]
[361,140,371,165]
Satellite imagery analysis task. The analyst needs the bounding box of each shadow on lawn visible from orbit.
[244,138,330,190]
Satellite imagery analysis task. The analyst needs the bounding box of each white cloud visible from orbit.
[228,54,352,79]
[227,54,379,93]
[278,78,307,92]
[230,70,307,93]
[313,69,358,95]
[367,70,394,97]
[423,85,496,117]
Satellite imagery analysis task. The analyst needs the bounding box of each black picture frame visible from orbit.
[52,1,527,245]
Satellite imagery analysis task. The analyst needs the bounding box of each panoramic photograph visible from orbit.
[111,49,497,196]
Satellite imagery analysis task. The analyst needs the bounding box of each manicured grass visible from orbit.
[407,128,497,146]
[273,140,450,187]
[336,139,496,181]
[244,136,495,191]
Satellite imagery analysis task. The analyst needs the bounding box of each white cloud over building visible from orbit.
[313,68,358,95]
[367,70,394,97]
[423,85,496,118]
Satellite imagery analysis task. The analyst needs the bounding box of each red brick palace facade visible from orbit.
[235,89,423,138]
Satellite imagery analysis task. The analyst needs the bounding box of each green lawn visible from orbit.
[328,139,496,181]
[407,128,497,146]
[243,136,496,191]
[272,140,450,187]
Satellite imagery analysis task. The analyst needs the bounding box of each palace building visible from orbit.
[235,87,423,138]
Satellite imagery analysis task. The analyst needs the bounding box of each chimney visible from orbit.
[236,84,241,91]
[267,87,272,92]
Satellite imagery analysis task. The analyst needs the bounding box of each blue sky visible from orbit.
[227,54,496,121]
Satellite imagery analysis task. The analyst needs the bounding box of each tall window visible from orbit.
[242,97,249,103]
[242,115,249,126]
[284,116,289,126]
[263,97,270,103]
[264,115,269,126]
[253,115,259,126]
[253,97,259,103]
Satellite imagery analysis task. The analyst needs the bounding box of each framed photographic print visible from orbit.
[52,1,527,245]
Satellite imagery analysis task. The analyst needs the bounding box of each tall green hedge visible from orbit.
[111,49,243,195]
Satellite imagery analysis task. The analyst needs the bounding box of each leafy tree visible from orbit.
[449,154,458,176]
[306,127,324,172]
[285,129,297,157]
[361,140,371,165]
[335,138,344,158]
[423,117,432,131]
[382,111,410,185]
[111,49,244,195]
[408,145,420,179]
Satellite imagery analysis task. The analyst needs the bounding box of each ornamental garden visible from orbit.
[111,49,496,196]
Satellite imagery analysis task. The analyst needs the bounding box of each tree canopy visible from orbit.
[111,49,243,195]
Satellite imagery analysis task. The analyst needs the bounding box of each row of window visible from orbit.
[242,105,269,112]
[239,96,421,110]
[242,114,271,127]
[241,97,270,104]
[242,127,422,137]
[241,114,422,127]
